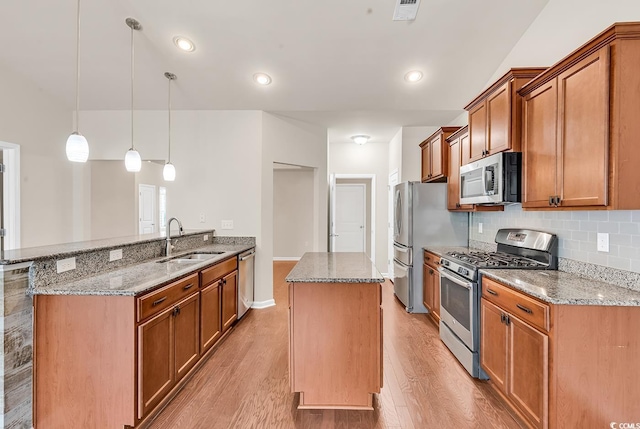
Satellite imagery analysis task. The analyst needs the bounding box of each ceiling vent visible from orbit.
[393,0,421,21]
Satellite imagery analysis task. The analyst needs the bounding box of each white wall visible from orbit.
[273,168,315,259]
[90,160,136,240]
[261,113,328,303]
[329,141,389,274]
[0,64,75,248]
[401,126,439,182]
[487,0,640,84]
[388,129,402,181]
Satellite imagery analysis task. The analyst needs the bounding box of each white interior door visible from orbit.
[139,184,156,234]
[329,173,337,251]
[388,170,399,278]
[334,184,366,252]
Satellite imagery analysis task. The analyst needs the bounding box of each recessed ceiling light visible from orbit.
[173,36,195,52]
[351,135,370,145]
[253,73,272,85]
[404,70,423,83]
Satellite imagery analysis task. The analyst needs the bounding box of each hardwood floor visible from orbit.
[148,261,527,429]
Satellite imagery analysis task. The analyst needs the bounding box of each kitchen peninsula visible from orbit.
[286,252,384,410]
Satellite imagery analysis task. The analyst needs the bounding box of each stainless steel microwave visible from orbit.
[460,152,521,205]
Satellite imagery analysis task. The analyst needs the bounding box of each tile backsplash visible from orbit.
[470,205,640,274]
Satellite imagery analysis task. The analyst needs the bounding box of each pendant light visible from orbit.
[124,18,142,172]
[163,72,177,181]
[65,0,89,162]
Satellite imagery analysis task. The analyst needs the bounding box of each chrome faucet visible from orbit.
[166,217,184,256]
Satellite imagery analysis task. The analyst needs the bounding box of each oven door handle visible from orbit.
[439,268,473,290]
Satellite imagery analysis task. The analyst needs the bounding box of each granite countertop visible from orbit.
[0,229,214,264]
[285,252,384,283]
[480,269,640,306]
[30,243,254,297]
[423,246,483,257]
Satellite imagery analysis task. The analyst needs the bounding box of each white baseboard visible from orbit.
[252,299,276,309]
[273,257,301,261]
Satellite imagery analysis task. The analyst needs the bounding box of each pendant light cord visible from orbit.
[168,76,171,163]
[75,0,81,132]
[130,23,135,151]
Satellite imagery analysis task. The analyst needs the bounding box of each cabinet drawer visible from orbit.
[138,273,199,322]
[482,277,549,333]
[423,251,440,268]
[200,257,237,287]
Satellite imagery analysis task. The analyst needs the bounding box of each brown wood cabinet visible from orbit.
[34,255,242,428]
[422,250,440,324]
[463,68,546,166]
[481,273,640,429]
[420,127,460,182]
[518,24,640,209]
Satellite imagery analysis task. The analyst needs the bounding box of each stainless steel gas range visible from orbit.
[438,228,558,378]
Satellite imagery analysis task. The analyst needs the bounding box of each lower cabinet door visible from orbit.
[480,299,508,393]
[138,307,174,419]
[509,314,548,429]
[222,271,238,332]
[433,270,441,320]
[200,281,222,353]
[174,293,201,381]
[422,264,432,312]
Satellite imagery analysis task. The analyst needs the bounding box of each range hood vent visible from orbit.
[393,0,421,21]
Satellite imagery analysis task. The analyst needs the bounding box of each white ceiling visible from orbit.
[0,0,548,143]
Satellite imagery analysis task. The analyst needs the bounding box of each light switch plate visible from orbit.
[56,257,76,273]
[204,234,209,241]
[597,233,609,252]
[478,223,483,234]
[199,213,206,223]
[221,220,234,230]
[109,249,123,262]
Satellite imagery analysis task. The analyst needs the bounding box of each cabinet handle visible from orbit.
[549,196,554,206]
[555,196,561,206]
[429,269,434,275]
[152,297,167,306]
[500,313,506,323]
[486,288,498,296]
[183,283,194,291]
[505,315,510,325]
[516,303,533,314]
[223,278,227,285]
[172,306,181,317]
[456,203,461,208]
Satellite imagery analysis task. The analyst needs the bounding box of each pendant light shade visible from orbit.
[163,163,176,181]
[66,132,89,163]
[163,72,177,181]
[125,148,142,172]
[125,18,142,172]
[66,0,89,162]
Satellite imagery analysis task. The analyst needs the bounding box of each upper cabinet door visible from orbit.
[486,81,511,156]
[420,141,431,182]
[468,102,487,164]
[557,46,610,208]
[430,135,446,179]
[522,80,558,208]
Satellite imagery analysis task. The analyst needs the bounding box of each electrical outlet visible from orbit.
[597,233,610,252]
[199,213,206,223]
[203,234,209,241]
[221,220,234,230]
[109,249,123,262]
[478,223,483,234]
[56,257,76,273]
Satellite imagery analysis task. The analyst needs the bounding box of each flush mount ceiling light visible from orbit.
[404,70,423,83]
[124,18,142,173]
[163,72,177,182]
[253,73,272,85]
[351,135,370,145]
[173,36,195,52]
[65,0,89,163]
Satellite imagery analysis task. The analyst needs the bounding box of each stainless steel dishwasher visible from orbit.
[237,248,255,319]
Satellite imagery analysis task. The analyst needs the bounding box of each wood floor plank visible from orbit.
[147,261,527,429]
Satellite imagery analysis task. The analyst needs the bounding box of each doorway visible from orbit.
[138,184,156,234]
[333,184,366,252]
[329,174,376,264]
[0,142,20,250]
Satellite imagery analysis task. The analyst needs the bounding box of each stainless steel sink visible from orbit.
[157,251,226,263]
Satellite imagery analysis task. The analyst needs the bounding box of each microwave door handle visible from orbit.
[481,166,488,196]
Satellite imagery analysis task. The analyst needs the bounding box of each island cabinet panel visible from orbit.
[519,22,640,210]
[34,295,136,429]
[290,281,382,410]
[464,68,546,166]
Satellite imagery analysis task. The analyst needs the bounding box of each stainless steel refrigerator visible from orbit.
[393,182,469,312]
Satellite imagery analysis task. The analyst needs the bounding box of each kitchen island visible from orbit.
[286,252,384,410]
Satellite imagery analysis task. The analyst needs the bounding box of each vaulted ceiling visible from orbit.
[0,0,548,143]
